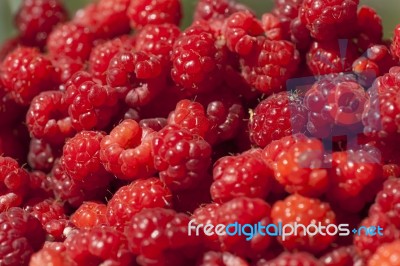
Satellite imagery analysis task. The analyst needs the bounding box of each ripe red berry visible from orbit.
[320,246,361,266]
[249,91,307,148]
[152,125,212,191]
[260,252,320,266]
[28,138,61,172]
[194,0,249,22]
[1,47,57,105]
[30,243,72,266]
[15,0,68,48]
[100,119,156,180]
[106,178,173,228]
[71,202,107,229]
[197,251,249,266]
[271,194,336,253]
[51,55,84,84]
[191,202,220,250]
[368,240,400,266]
[391,24,400,62]
[357,6,383,50]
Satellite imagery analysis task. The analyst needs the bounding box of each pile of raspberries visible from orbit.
[1,0,400,265]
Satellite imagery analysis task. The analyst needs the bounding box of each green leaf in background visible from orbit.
[1,0,399,43]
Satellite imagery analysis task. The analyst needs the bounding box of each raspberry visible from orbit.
[0,156,30,212]
[30,243,72,266]
[222,11,264,56]
[304,75,368,138]
[290,16,312,51]
[264,134,328,197]
[368,240,400,266]
[135,23,181,59]
[51,55,84,84]
[106,177,173,228]
[353,45,397,87]
[124,207,200,265]
[100,119,156,180]
[306,41,360,76]
[260,252,320,266]
[71,202,107,229]
[127,0,182,29]
[61,131,112,188]
[167,99,210,137]
[171,22,226,95]
[107,50,166,107]
[0,47,57,105]
[152,125,212,191]
[191,202,220,250]
[320,246,361,266]
[354,213,400,259]
[249,91,307,148]
[194,0,249,22]
[299,0,359,40]
[391,24,400,62]
[357,6,383,50]
[197,251,249,266]
[0,207,46,266]
[65,71,122,131]
[211,149,273,203]
[240,37,300,94]
[326,149,384,212]
[271,194,336,253]
[15,0,68,48]
[28,138,61,172]
[65,226,134,265]
[261,13,288,41]
[47,22,95,60]
[89,36,136,84]
[26,91,75,145]
[369,178,400,227]
[217,197,272,258]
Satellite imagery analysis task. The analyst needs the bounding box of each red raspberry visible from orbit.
[65,71,121,131]
[320,246,362,266]
[106,178,173,228]
[30,243,72,266]
[167,99,210,137]
[171,22,227,95]
[89,36,136,84]
[0,207,46,266]
[194,0,249,22]
[299,0,359,40]
[353,45,397,87]
[271,194,336,253]
[51,55,84,84]
[306,41,360,76]
[249,91,307,148]
[100,119,156,180]
[135,23,181,59]
[369,178,400,227]
[107,50,166,107]
[356,6,383,50]
[197,251,249,266]
[326,149,384,212]
[222,11,264,56]
[217,197,273,259]
[0,156,30,212]
[211,149,273,203]
[391,24,400,62]
[240,37,300,94]
[71,202,107,229]
[153,125,212,191]
[65,226,134,265]
[124,207,200,265]
[61,131,112,188]
[15,0,68,48]
[28,138,61,172]
[304,76,368,138]
[368,240,400,266]
[261,13,288,41]
[264,134,328,197]
[47,22,95,60]
[259,252,320,266]
[354,213,400,259]
[289,16,312,51]
[26,91,75,145]
[1,47,57,105]
[191,202,220,250]
[127,0,182,29]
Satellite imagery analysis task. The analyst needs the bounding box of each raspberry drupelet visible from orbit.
[0,207,46,266]
[26,90,75,145]
[70,201,107,229]
[124,207,201,266]
[100,119,156,180]
[106,177,173,228]
[249,91,307,148]
[15,0,68,48]
[211,149,273,203]
[1,47,57,105]
[152,125,212,191]
[271,194,336,253]
[127,0,182,29]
